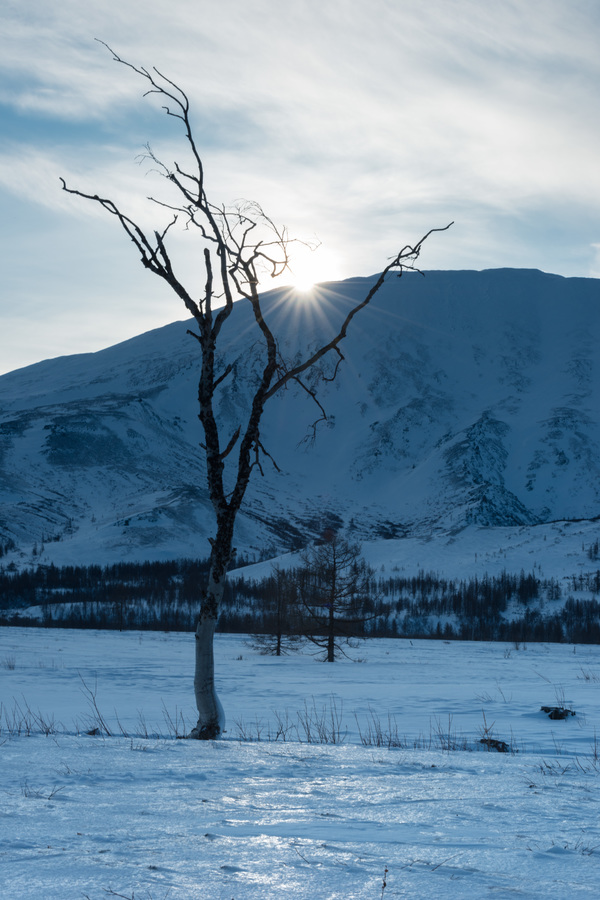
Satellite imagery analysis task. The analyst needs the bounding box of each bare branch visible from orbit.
[186,328,202,344]
[288,373,331,446]
[60,178,204,322]
[265,222,453,401]
[213,363,233,390]
[220,426,241,461]
[257,440,282,474]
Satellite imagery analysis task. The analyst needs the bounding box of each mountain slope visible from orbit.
[1,268,599,566]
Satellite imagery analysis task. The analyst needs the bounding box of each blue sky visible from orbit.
[1,0,599,374]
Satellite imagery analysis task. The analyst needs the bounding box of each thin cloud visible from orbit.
[0,0,599,373]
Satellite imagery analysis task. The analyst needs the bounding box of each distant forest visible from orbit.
[2,558,600,644]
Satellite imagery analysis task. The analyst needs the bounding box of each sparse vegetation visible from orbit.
[20,780,65,800]
[587,539,600,561]
[381,866,388,897]
[234,696,346,744]
[0,538,16,559]
[578,666,600,682]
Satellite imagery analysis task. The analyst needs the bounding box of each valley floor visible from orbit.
[2,628,600,899]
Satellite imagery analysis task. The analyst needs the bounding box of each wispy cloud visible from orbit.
[1,0,599,373]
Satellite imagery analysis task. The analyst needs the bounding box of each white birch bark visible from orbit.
[189,571,227,739]
[190,614,225,739]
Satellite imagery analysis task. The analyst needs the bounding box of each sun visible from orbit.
[288,252,318,292]
[292,273,317,293]
[287,245,342,293]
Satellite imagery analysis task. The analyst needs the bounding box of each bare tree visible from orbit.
[61,44,451,738]
[249,564,303,656]
[296,532,375,662]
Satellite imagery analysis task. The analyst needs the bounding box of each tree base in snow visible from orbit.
[188,722,222,740]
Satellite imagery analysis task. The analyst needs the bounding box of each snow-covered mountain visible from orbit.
[1,268,599,568]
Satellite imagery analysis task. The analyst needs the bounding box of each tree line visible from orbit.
[2,543,600,646]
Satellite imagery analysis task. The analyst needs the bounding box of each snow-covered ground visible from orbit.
[2,627,600,898]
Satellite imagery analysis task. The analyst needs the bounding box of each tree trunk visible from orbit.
[189,568,227,739]
[327,603,335,662]
[275,586,283,656]
[327,564,336,662]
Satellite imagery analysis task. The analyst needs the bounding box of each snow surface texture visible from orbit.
[1,268,600,568]
[2,627,600,899]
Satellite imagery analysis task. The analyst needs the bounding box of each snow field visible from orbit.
[2,627,600,898]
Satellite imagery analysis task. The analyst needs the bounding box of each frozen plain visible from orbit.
[2,627,600,899]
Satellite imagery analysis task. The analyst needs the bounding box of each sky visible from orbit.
[1,0,599,375]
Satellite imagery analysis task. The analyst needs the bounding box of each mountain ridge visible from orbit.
[1,267,599,568]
